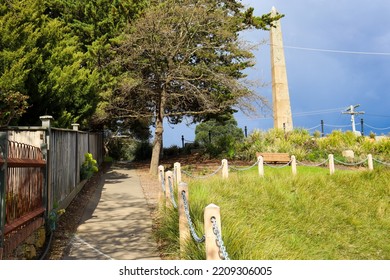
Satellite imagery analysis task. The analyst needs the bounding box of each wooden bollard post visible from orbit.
[158,165,165,200]
[222,159,228,179]
[329,154,335,175]
[178,182,189,258]
[258,155,264,177]
[158,165,164,182]
[174,162,182,186]
[165,171,173,207]
[291,155,297,176]
[367,154,374,171]
[204,203,222,260]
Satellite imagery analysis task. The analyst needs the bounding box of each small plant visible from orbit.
[80,153,98,180]
[48,201,65,231]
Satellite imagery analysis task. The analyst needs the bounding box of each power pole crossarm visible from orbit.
[342,105,365,133]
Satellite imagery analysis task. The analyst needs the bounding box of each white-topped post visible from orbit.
[72,123,79,131]
[367,154,374,171]
[329,154,335,175]
[178,182,189,258]
[222,159,228,179]
[174,162,182,186]
[204,203,222,260]
[291,155,297,176]
[158,165,164,182]
[258,156,264,177]
[165,171,173,207]
[40,115,53,129]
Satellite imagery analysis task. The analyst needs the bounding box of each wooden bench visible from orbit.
[256,152,291,164]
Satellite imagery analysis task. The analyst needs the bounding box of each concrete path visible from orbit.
[64,163,161,260]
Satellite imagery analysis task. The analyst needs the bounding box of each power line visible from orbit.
[292,107,345,117]
[282,45,390,56]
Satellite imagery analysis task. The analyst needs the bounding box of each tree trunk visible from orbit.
[149,89,166,176]
[149,116,163,176]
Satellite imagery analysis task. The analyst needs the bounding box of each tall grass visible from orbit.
[154,167,390,260]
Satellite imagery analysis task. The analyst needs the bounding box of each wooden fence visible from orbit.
[0,116,104,259]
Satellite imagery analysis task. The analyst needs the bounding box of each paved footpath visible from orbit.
[64,163,161,260]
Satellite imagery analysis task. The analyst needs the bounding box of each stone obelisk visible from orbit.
[270,6,293,131]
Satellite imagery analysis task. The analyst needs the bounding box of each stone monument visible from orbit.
[270,6,293,131]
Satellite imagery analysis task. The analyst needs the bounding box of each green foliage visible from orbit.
[163,145,181,157]
[195,115,244,158]
[107,137,152,161]
[0,90,29,126]
[80,153,99,180]
[0,0,147,128]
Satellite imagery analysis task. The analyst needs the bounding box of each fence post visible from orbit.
[258,156,264,177]
[165,171,173,207]
[367,154,374,171]
[291,155,297,176]
[328,154,335,175]
[178,182,189,258]
[204,203,222,260]
[158,165,164,182]
[222,159,228,179]
[40,115,53,213]
[0,131,8,259]
[174,162,181,186]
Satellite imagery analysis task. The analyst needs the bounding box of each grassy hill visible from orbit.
[155,165,390,260]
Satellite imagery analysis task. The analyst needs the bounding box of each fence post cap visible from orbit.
[40,115,53,128]
[71,123,80,131]
[205,203,219,209]
[179,182,188,187]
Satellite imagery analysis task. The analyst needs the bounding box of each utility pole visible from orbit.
[342,105,365,134]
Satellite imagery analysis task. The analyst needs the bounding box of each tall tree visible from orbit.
[0,0,99,127]
[108,0,280,175]
[0,0,146,128]
[45,0,147,129]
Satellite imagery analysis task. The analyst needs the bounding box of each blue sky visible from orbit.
[162,0,390,147]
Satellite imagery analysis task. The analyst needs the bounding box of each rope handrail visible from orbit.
[211,217,230,260]
[168,176,177,208]
[296,158,329,167]
[263,160,292,169]
[373,158,390,166]
[229,158,260,172]
[181,191,205,243]
[333,158,368,166]
[182,164,223,179]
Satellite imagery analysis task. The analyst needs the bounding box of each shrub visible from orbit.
[80,153,98,180]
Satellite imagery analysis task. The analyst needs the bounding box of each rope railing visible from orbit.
[263,160,292,169]
[182,163,223,179]
[211,216,230,260]
[159,152,390,260]
[168,181,230,260]
[168,176,177,208]
[181,191,205,243]
[296,158,329,167]
[333,158,368,166]
[166,154,389,185]
[159,169,166,194]
[229,158,260,172]
[373,158,390,166]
